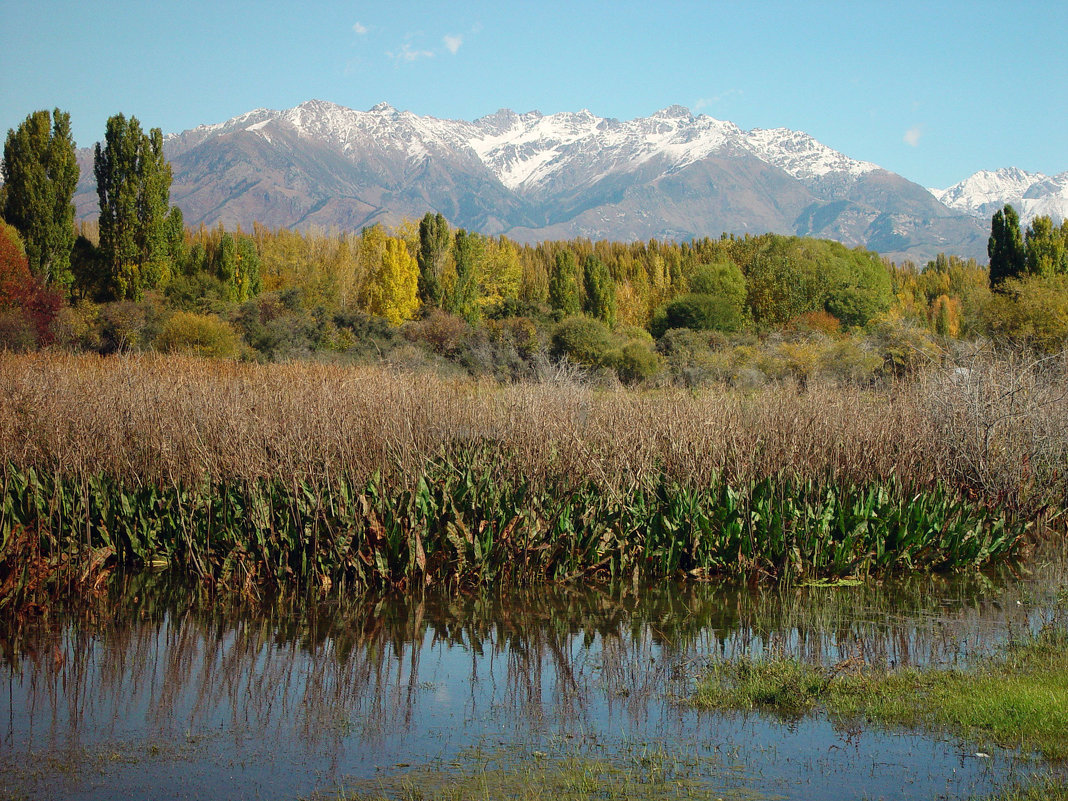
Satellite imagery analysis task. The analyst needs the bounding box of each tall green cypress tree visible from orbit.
[447,229,484,322]
[988,204,1025,289]
[582,253,617,326]
[138,127,173,288]
[549,250,580,315]
[95,114,173,300]
[1,109,79,288]
[417,212,450,308]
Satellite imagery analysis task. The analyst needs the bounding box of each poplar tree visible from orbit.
[582,253,617,326]
[988,205,1025,289]
[1024,215,1068,277]
[366,236,419,324]
[94,114,173,300]
[1,109,79,288]
[447,229,483,322]
[549,250,580,315]
[417,212,451,307]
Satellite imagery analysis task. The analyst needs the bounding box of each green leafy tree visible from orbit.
[650,293,744,338]
[1024,215,1068,277]
[988,204,1025,288]
[164,206,186,269]
[1,108,79,288]
[95,114,174,300]
[549,250,581,315]
[446,229,483,322]
[417,212,451,307]
[582,254,617,326]
[689,260,747,309]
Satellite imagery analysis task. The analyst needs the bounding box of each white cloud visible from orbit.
[443,34,463,54]
[352,21,368,35]
[390,42,435,63]
[694,89,742,110]
[904,125,923,147]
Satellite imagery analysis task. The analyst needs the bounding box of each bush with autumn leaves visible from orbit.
[0,222,62,351]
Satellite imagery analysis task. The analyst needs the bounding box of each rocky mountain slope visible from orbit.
[72,100,992,263]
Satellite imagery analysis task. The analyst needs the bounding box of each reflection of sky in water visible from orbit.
[1,560,1064,801]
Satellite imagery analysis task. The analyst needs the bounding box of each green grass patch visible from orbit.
[694,624,1068,760]
[318,741,777,801]
[977,776,1068,801]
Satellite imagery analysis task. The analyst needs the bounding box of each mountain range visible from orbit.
[69,100,1068,264]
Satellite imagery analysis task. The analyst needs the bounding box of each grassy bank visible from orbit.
[1,351,1064,598]
[693,623,1068,761]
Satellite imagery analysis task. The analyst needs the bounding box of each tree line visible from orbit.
[3,107,1068,365]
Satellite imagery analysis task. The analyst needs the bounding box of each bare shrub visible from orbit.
[919,347,1068,514]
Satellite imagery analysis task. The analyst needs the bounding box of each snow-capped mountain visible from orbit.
[932,167,1068,224]
[73,100,989,262]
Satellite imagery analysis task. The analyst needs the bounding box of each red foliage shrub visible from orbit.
[0,224,62,347]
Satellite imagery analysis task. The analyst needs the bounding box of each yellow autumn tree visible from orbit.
[479,236,521,311]
[930,294,962,338]
[364,234,419,324]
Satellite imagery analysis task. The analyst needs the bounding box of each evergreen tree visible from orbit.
[988,205,1025,288]
[582,253,617,326]
[417,212,451,308]
[549,250,581,315]
[1,109,79,288]
[94,114,173,300]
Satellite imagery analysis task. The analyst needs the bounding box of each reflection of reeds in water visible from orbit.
[5,566,1061,761]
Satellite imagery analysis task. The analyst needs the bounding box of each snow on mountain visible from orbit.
[743,127,879,183]
[69,99,991,262]
[175,101,882,198]
[932,167,1068,223]
[469,104,877,195]
[1022,172,1068,222]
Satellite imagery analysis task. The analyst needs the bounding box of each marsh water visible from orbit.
[2,549,1067,801]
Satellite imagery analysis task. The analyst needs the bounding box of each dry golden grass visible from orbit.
[0,349,1064,511]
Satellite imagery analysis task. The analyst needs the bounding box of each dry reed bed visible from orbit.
[1,352,951,493]
[0,351,1063,594]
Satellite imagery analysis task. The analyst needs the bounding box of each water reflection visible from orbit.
[2,552,1065,800]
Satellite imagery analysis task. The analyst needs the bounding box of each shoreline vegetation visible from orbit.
[693,624,1068,761]
[2,349,1065,606]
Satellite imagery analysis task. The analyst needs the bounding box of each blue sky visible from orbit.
[2,0,1065,189]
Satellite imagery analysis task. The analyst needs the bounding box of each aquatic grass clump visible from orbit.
[978,776,1068,801]
[1,452,1023,597]
[694,624,1068,760]
[327,739,740,801]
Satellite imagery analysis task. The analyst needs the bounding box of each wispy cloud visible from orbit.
[390,42,435,63]
[443,34,463,54]
[904,125,923,147]
[352,21,368,35]
[694,89,743,110]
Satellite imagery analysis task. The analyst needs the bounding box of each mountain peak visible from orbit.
[934,167,1066,223]
[75,99,1000,263]
[653,105,692,120]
